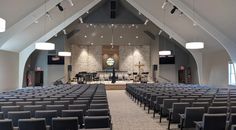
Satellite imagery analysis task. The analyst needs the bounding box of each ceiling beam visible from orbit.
[169,0,236,62]
[0,0,63,48]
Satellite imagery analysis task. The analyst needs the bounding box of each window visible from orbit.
[228,62,236,85]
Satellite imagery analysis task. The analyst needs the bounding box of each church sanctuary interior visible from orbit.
[0,0,236,130]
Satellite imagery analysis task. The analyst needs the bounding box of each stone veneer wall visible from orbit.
[68,44,150,78]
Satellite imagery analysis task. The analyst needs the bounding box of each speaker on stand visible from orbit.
[153,65,158,82]
[67,65,72,83]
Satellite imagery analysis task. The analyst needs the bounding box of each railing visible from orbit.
[158,76,171,83]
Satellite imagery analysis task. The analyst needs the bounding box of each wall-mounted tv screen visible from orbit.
[159,55,175,64]
[48,55,64,65]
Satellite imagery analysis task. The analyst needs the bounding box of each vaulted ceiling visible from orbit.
[0,0,235,59]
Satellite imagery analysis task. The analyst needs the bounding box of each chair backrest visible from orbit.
[84,116,110,129]
[172,102,190,122]
[68,104,87,112]
[192,102,209,112]
[23,105,44,117]
[230,106,236,113]
[212,102,228,107]
[0,112,4,119]
[90,104,108,109]
[15,102,33,110]
[1,106,21,118]
[202,114,227,130]
[229,113,236,130]
[0,119,13,130]
[35,110,57,125]
[73,100,90,105]
[8,111,31,126]
[91,100,107,104]
[208,106,228,114]
[18,118,47,130]
[35,101,52,108]
[52,117,78,130]
[46,105,65,116]
[86,109,109,116]
[53,101,70,108]
[184,107,205,128]
[61,110,84,128]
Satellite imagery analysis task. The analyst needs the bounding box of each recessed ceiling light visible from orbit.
[128,43,131,46]
[91,42,94,45]
[144,19,149,25]
[84,35,87,38]
[136,36,139,39]
[120,36,123,39]
[100,35,104,38]
[90,24,93,26]
[132,24,135,27]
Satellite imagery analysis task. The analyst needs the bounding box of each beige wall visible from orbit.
[0,50,19,91]
[68,44,150,77]
[202,50,229,87]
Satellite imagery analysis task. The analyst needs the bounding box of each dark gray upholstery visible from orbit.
[91,100,108,104]
[180,107,205,129]
[45,105,65,116]
[0,112,4,119]
[8,111,31,126]
[18,118,47,130]
[192,102,209,112]
[196,114,227,130]
[61,110,84,128]
[228,114,236,130]
[52,117,78,130]
[90,104,108,109]
[211,102,228,107]
[53,101,70,108]
[86,109,109,116]
[35,101,52,109]
[15,102,33,110]
[1,106,21,118]
[35,110,57,125]
[73,100,90,106]
[208,106,228,114]
[170,102,190,122]
[231,125,236,130]
[0,119,13,130]
[23,105,44,117]
[161,99,178,116]
[84,116,110,129]
[68,104,87,112]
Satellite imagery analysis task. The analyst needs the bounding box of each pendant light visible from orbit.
[35,0,55,50]
[159,5,171,56]
[0,18,6,32]
[58,34,71,57]
[185,0,204,50]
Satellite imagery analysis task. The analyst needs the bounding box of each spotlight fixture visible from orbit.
[0,18,6,32]
[54,34,58,37]
[132,24,135,27]
[138,12,142,15]
[144,19,149,25]
[63,29,67,35]
[158,30,163,35]
[162,0,167,9]
[79,17,83,23]
[67,0,74,6]
[170,6,178,14]
[193,22,197,26]
[34,20,39,24]
[57,3,64,12]
[46,12,52,20]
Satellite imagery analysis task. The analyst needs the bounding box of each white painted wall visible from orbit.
[0,50,19,91]
[202,50,229,87]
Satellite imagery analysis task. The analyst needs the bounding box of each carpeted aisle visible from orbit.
[107,90,178,130]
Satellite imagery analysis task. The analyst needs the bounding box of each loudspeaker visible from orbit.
[110,1,116,9]
[68,65,72,71]
[153,65,158,71]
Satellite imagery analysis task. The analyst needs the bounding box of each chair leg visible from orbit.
[159,109,162,123]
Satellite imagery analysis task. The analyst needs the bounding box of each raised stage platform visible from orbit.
[87,81,134,90]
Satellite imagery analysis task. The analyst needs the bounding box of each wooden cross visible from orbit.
[135,61,145,75]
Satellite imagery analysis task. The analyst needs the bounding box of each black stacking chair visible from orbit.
[15,102,33,110]
[52,117,78,130]
[84,116,111,129]
[167,102,190,129]
[159,99,178,123]
[46,105,65,116]
[0,119,14,130]
[68,104,87,113]
[227,113,236,130]
[212,102,228,107]
[179,107,205,130]
[73,100,90,106]
[91,100,107,104]
[35,110,57,126]
[61,110,84,128]
[35,101,52,109]
[192,102,209,112]
[208,106,228,114]
[153,96,169,117]
[18,118,47,130]
[1,106,21,118]
[90,104,109,109]
[23,105,44,117]
[0,112,4,119]
[86,109,109,116]
[8,111,31,127]
[195,114,227,130]
[53,101,70,109]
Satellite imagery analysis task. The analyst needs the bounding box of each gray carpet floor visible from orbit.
[107,90,180,130]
